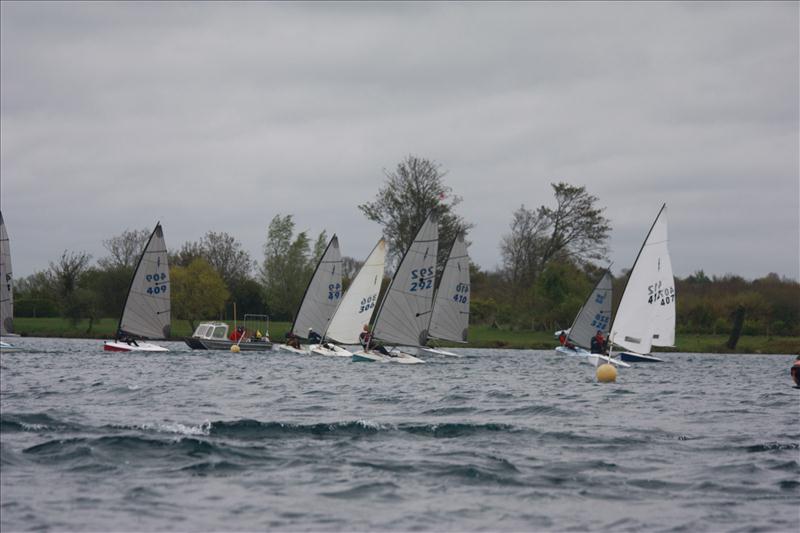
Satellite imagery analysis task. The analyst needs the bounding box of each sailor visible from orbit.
[791,356,800,387]
[285,331,301,349]
[307,328,322,344]
[360,325,391,356]
[590,330,606,354]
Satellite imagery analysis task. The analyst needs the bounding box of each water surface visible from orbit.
[1,338,797,531]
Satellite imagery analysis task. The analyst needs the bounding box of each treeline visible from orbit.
[468,261,800,336]
[11,155,800,338]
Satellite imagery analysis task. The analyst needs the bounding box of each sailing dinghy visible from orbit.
[276,235,342,355]
[103,223,170,352]
[608,204,675,363]
[310,239,386,357]
[418,233,470,358]
[555,270,629,368]
[0,211,21,352]
[352,213,439,364]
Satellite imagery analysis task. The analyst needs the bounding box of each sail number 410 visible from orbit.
[453,282,469,303]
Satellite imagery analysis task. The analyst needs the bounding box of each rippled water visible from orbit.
[1,338,798,531]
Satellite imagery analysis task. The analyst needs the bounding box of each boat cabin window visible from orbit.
[212,325,228,339]
[193,324,211,338]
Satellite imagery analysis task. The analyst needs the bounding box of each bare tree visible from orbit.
[501,182,611,288]
[98,228,151,270]
[198,231,254,287]
[49,250,92,324]
[358,155,473,268]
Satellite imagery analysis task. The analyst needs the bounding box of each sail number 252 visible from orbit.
[409,267,435,292]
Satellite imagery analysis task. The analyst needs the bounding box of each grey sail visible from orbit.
[567,271,612,350]
[428,233,470,343]
[373,213,438,347]
[291,235,343,338]
[118,223,171,340]
[0,212,13,336]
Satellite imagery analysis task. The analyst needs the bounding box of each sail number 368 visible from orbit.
[359,294,377,313]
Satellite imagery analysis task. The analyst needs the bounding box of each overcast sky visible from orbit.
[2,1,798,281]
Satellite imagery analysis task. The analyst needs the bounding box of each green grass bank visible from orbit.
[9,317,799,354]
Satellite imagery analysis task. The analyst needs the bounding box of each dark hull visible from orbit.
[619,352,664,363]
[183,337,273,351]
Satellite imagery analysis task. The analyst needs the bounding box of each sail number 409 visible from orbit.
[146,272,168,295]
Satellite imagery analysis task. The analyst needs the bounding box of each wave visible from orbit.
[0,412,80,433]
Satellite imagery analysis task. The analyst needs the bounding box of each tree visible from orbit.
[341,256,363,290]
[171,258,230,331]
[197,231,254,287]
[500,182,610,289]
[49,250,92,325]
[358,155,472,268]
[98,228,151,270]
[259,214,318,321]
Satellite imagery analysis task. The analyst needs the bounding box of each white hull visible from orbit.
[418,346,462,357]
[587,353,631,368]
[352,349,425,364]
[555,345,630,368]
[104,340,168,352]
[555,345,591,357]
[276,344,309,355]
[0,340,21,353]
[309,343,353,357]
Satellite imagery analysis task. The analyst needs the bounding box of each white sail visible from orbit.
[609,205,675,354]
[118,223,171,340]
[567,271,612,350]
[428,233,470,343]
[373,213,438,347]
[324,239,386,344]
[0,212,13,336]
[291,235,342,338]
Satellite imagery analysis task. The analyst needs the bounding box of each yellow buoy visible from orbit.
[596,363,617,383]
[230,344,241,353]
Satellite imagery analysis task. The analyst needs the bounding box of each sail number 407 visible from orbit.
[647,280,675,305]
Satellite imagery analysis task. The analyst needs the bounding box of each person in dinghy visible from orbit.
[590,330,608,354]
[359,324,391,356]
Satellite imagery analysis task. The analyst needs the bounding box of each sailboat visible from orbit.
[310,239,386,357]
[352,213,438,364]
[276,235,342,354]
[418,233,470,357]
[554,270,629,368]
[0,211,21,353]
[608,204,675,363]
[103,223,171,352]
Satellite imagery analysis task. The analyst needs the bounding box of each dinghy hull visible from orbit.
[352,350,425,364]
[309,344,352,357]
[103,341,168,352]
[619,352,664,363]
